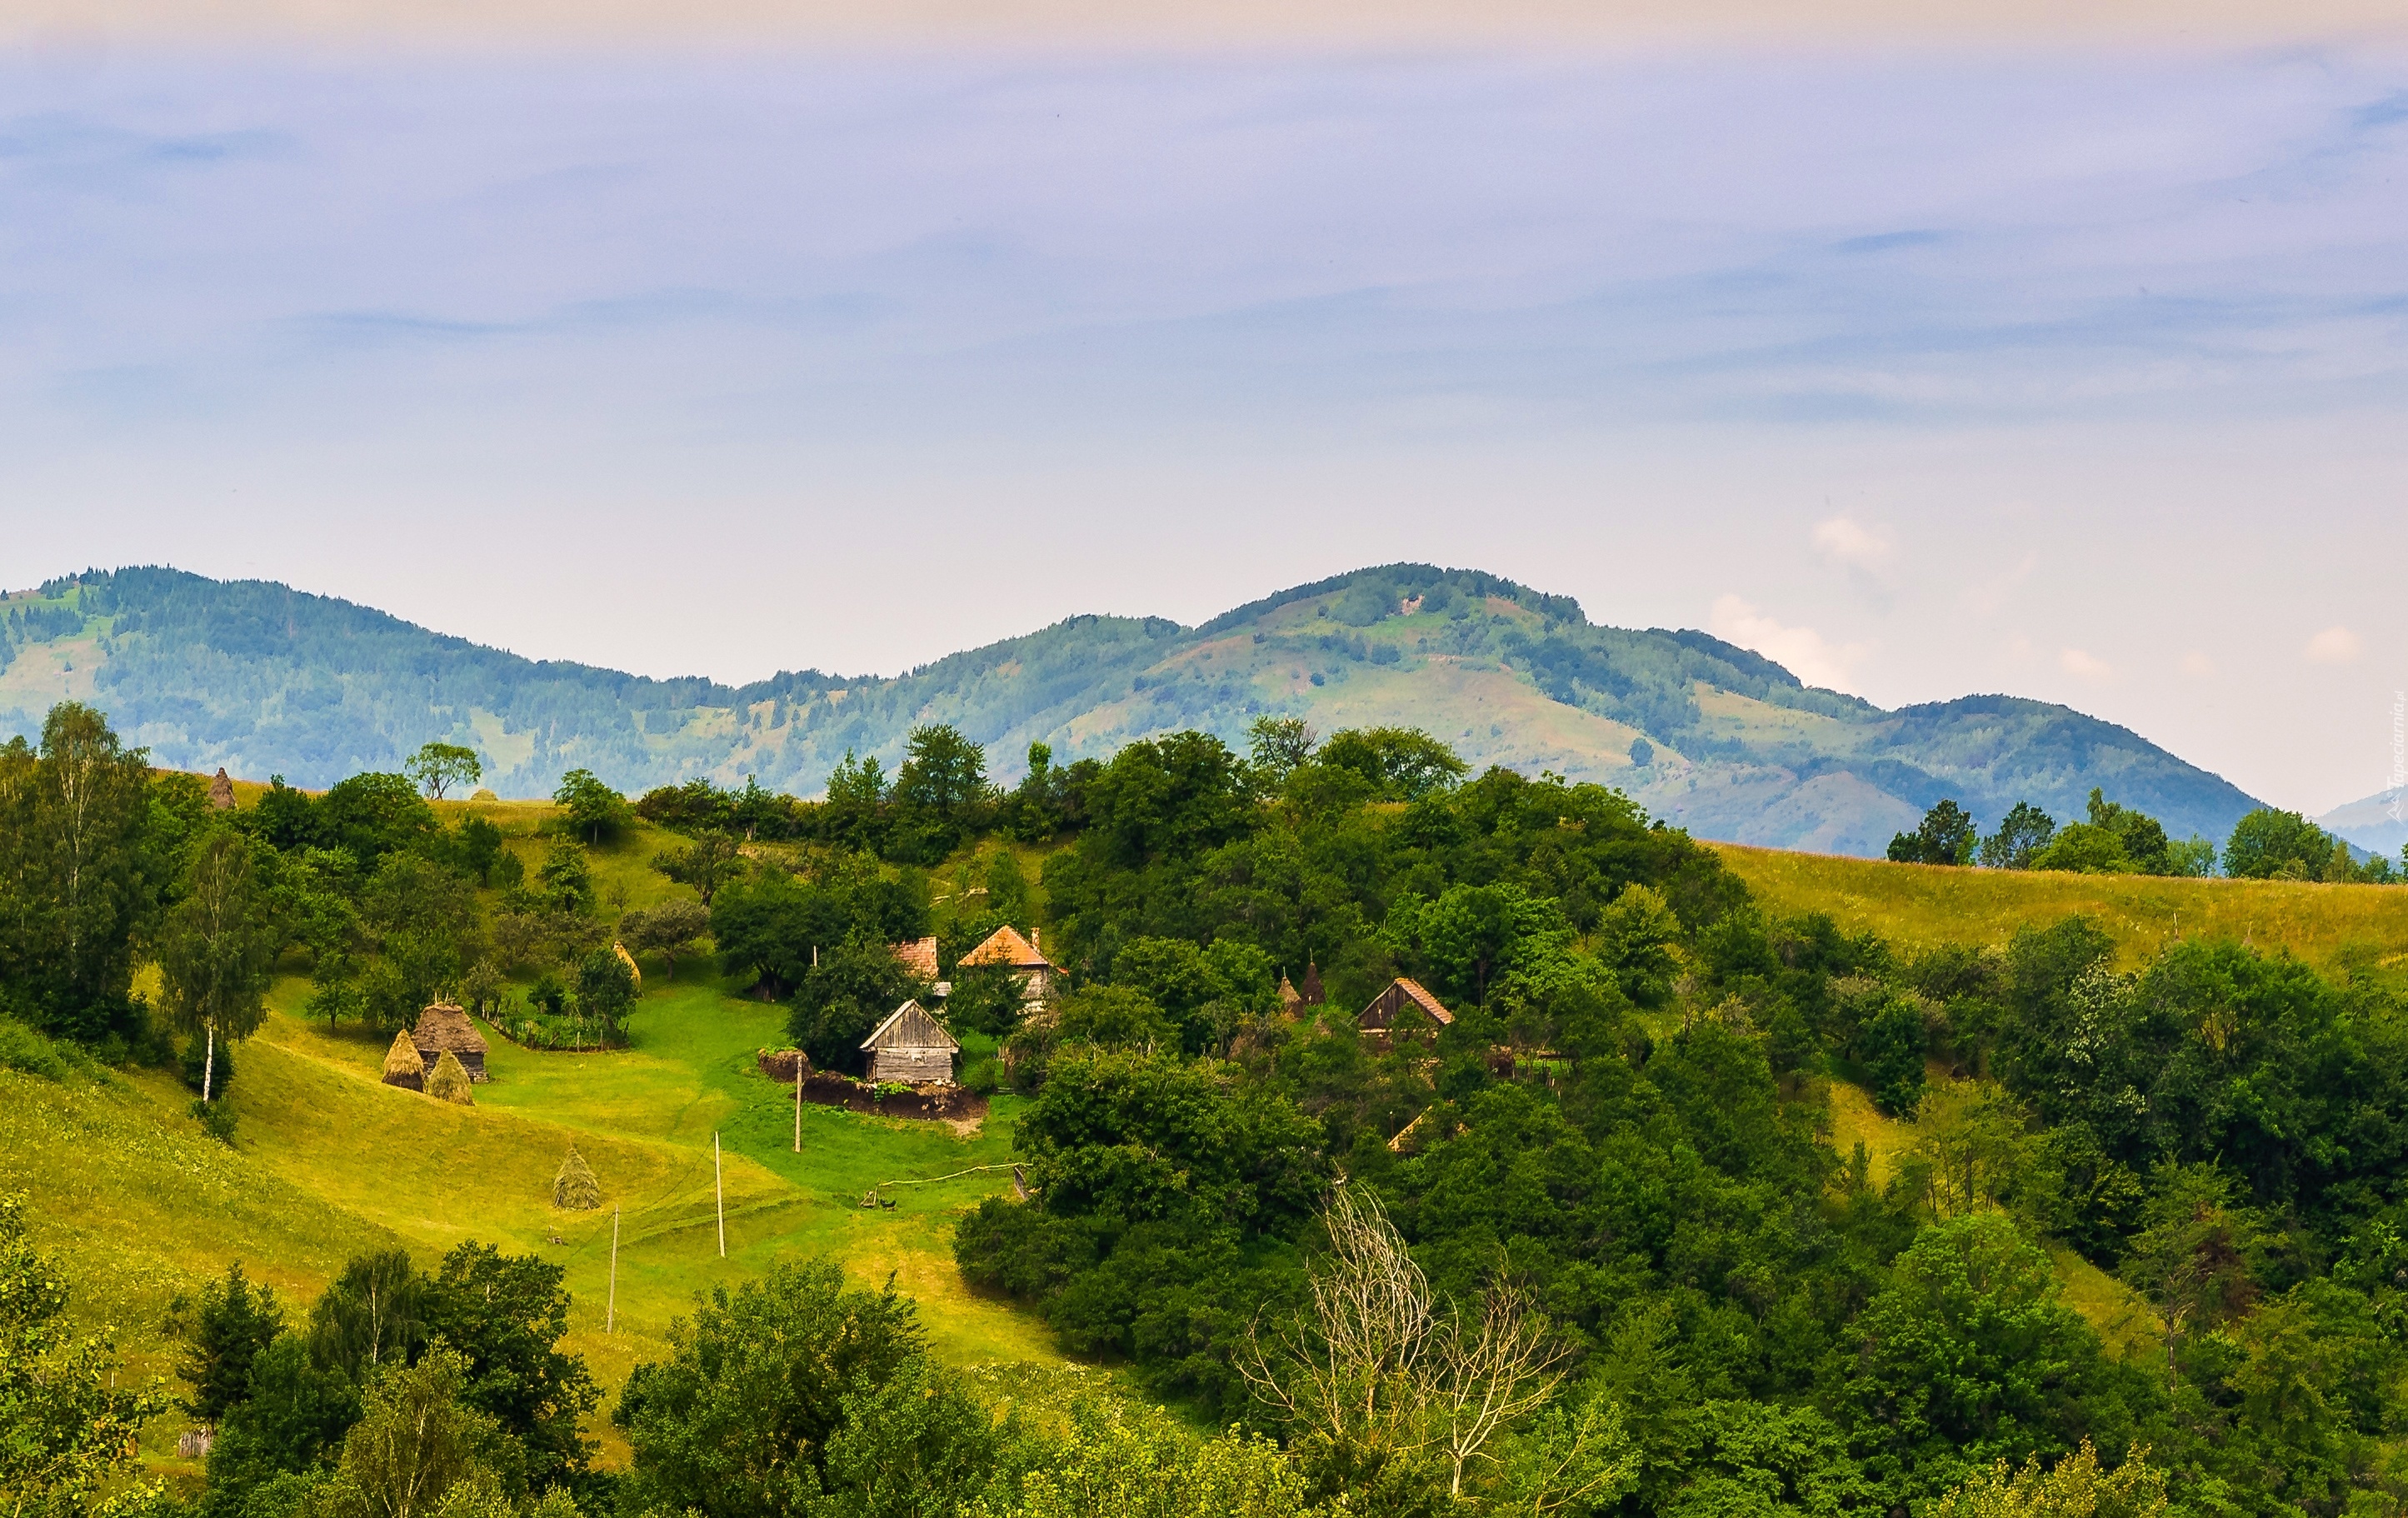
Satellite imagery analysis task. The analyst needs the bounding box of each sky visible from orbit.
[2,9,2405,816]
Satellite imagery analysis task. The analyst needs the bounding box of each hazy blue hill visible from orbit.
[0,562,2265,855]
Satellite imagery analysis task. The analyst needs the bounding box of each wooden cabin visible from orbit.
[410,1001,490,1083]
[957,926,1056,1006]
[1356,977,1453,1033]
[861,1000,960,1085]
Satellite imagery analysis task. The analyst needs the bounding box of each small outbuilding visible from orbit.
[1356,977,1454,1032]
[861,1000,961,1085]
[890,936,940,982]
[410,1002,490,1084]
[957,926,1056,1007]
[381,1030,425,1091]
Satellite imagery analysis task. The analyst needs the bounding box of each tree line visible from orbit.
[1886,788,2398,881]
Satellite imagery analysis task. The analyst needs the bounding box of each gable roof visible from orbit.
[1357,977,1454,1029]
[958,925,1051,970]
[861,999,961,1053]
[1391,978,1451,1023]
[891,936,940,981]
[411,1001,489,1056]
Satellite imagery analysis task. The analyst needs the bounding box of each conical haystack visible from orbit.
[382,1031,425,1091]
[552,1146,600,1211]
[426,1049,476,1106]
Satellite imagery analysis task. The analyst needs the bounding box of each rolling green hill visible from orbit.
[0,563,2261,856]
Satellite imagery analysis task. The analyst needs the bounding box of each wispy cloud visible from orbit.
[1710,593,1871,692]
[2306,625,2365,663]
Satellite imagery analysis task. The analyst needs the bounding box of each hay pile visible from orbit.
[382,1031,425,1091]
[426,1050,476,1106]
[553,1146,601,1211]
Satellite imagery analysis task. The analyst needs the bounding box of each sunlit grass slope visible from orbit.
[1712,841,2408,972]
[7,954,1057,1473]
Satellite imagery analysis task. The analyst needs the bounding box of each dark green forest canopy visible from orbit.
[0,564,2264,853]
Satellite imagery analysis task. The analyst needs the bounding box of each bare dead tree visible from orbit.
[1430,1283,1569,1497]
[1241,1186,1432,1457]
[1242,1185,1568,1500]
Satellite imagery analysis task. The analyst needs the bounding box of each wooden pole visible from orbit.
[715,1132,726,1258]
[607,1206,620,1333]
[794,1060,802,1153]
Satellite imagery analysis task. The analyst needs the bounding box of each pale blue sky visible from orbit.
[2,43,2403,812]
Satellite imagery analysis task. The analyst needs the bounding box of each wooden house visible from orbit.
[957,926,1056,1006]
[861,1000,960,1085]
[410,1002,490,1084]
[1356,977,1453,1033]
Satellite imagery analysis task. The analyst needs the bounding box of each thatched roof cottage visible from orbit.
[381,1030,425,1091]
[1356,977,1454,1032]
[410,1002,490,1083]
[861,1000,959,1085]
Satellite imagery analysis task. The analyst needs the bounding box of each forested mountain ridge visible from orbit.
[0,562,2261,855]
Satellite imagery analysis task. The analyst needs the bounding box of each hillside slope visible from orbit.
[0,563,2261,855]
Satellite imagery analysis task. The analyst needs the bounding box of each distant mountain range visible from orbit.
[2321,790,2408,859]
[0,563,2266,856]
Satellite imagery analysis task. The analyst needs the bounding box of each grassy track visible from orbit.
[1712,841,2408,973]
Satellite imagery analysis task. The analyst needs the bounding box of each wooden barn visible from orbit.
[957,926,1056,1007]
[410,1001,490,1083]
[1356,977,1454,1033]
[861,1000,960,1085]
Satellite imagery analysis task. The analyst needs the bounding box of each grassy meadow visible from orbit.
[1712,840,2408,975]
[7,804,1057,1481]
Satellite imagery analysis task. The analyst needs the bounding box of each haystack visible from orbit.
[552,1146,600,1210]
[426,1050,476,1106]
[613,941,642,989]
[381,1031,425,1091]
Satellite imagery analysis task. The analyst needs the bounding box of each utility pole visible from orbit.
[794,1059,802,1152]
[607,1206,620,1333]
[715,1131,726,1258]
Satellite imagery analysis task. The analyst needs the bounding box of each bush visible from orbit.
[190,1098,239,1145]
[181,1035,235,1097]
[0,1018,71,1081]
[962,1057,1002,1096]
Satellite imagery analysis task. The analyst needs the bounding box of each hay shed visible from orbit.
[1356,977,1454,1031]
[861,1000,960,1085]
[426,1050,476,1105]
[553,1146,600,1210]
[410,1002,489,1083]
[381,1031,425,1092]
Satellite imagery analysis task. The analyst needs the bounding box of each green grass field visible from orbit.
[1712,841,2408,974]
[6,810,1062,1477]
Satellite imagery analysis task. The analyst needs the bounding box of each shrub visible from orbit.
[190,1098,239,1145]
